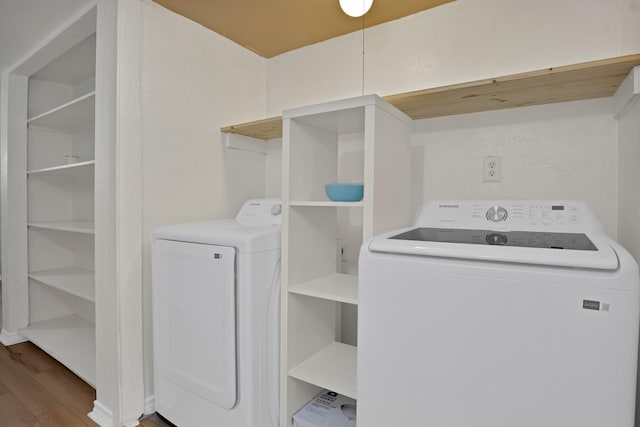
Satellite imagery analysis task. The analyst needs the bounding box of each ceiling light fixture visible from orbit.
[339,0,373,17]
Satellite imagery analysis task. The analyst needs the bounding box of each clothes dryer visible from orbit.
[358,200,639,427]
[152,199,281,427]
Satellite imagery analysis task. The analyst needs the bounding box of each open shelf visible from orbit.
[221,54,640,139]
[28,220,95,234]
[27,160,95,176]
[289,273,357,305]
[220,116,282,140]
[19,315,96,387]
[27,92,95,132]
[29,267,95,302]
[288,342,357,399]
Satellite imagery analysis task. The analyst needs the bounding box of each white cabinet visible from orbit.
[280,95,412,425]
[15,9,97,387]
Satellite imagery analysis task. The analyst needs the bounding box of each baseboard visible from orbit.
[88,400,113,427]
[144,395,155,415]
[0,329,28,346]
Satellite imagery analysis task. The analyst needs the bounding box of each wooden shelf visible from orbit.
[288,342,357,399]
[27,160,95,176]
[27,92,95,132]
[220,116,282,140]
[19,315,96,387]
[29,267,95,302]
[289,273,357,305]
[28,221,95,234]
[289,201,364,208]
[221,54,640,139]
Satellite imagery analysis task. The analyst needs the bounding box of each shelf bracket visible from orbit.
[614,65,640,119]
[222,132,267,154]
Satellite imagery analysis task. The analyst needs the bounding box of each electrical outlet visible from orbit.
[483,155,502,183]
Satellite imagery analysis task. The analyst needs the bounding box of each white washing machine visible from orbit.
[152,199,282,427]
[358,200,639,427]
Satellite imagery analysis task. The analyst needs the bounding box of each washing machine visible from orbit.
[152,198,282,427]
[358,200,639,427]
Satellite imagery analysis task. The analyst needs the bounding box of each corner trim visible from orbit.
[88,400,113,427]
[0,329,27,346]
[144,395,155,415]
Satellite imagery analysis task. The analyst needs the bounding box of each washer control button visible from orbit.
[486,206,508,222]
[486,233,508,245]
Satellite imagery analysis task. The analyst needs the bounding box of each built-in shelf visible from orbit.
[289,273,357,305]
[289,201,364,208]
[221,54,640,139]
[19,315,96,387]
[288,342,357,400]
[29,267,95,302]
[27,160,95,175]
[28,221,95,234]
[27,91,95,132]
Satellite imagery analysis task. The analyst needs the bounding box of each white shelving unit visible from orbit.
[16,8,97,386]
[280,95,412,426]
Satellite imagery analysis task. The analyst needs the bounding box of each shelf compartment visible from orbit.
[289,273,357,305]
[27,92,95,132]
[28,221,95,234]
[27,160,95,176]
[288,341,357,399]
[29,267,95,302]
[19,314,96,387]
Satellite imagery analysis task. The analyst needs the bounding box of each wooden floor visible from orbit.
[0,282,168,427]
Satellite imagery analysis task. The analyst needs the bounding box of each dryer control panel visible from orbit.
[236,198,282,226]
[415,200,604,232]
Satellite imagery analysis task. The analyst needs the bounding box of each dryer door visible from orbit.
[153,239,237,409]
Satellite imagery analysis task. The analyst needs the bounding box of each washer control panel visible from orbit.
[416,200,602,232]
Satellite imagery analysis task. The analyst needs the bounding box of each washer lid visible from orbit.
[368,227,619,270]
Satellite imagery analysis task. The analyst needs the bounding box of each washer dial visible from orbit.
[486,206,508,222]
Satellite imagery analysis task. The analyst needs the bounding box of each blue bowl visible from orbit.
[325,183,364,202]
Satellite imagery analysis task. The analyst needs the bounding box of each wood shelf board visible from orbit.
[289,273,357,305]
[19,315,96,386]
[384,54,640,120]
[220,54,640,138]
[288,342,357,399]
[27,160,95,175]
[220,116,282,140]
[28,221,95,234]
[29,267,95,302]
[27,92,95,131]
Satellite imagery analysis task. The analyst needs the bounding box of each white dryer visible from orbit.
[152,199,282,427]
[358,200,639,427]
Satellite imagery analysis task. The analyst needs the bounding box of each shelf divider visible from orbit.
[28,221,95,234]
[27,91,95,132]
[288,342,357,399]
[29,267,95,302]
[27,160,95,175]
[289,273,357,305]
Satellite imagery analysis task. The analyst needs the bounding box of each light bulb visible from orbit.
[339,0,374,17]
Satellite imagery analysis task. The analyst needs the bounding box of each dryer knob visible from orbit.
[486,206,508,222]
[271,204,282,216]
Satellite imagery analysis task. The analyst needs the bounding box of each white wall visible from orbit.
[413,98,619,236]
[265,0,639,231]
[267,0,640,115]
[141,1,267,399]
[618,73,640,261]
